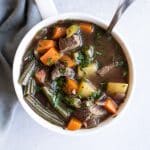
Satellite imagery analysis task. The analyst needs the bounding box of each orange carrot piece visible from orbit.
[103,97,118,114]
[40,48,61,66]
[60,55,75,67]
[52,26,66,39]
[64,78,78,94]
[37,40,56,53]
[67,117,82,131]
[79,23,93,33]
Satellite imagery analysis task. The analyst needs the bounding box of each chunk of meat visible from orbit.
[74,104,108,122]
[35,69,47,84]
[83,116,100,128]
[73,108,91,122]
[111,93,125,105]
[64,68,75,79]
[59,35,82,52]
[51,64,75,80]
[83,106,108,128]
[97,63,115,77]
[95,92,107,105]
[89,105,105,116]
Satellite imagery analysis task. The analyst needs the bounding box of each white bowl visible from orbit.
[13,13,135,135]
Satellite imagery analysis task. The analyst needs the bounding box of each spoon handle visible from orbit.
[107,0,135,34]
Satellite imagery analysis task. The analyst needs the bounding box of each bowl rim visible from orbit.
[12,12,135,136]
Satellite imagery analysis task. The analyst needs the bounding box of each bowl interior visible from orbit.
[13,13,134,135]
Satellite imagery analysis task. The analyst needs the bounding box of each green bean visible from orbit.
[23,50,33,62]
[24,78,36,96]
[25,95,65,127]
[19,60,36,86]
[42,86,71,119]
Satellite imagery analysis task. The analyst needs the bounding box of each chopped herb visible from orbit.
[112,55,116,64]
[43,36,48,39]
[96,61,103,68]
[107,35,112,41]
[47,58,52,66]
[95,51,103,56]
[90,90,101,99]
[78,94,82,99]
[84,100,94,107]
[59,67,66,74]
[62,60,68,66]
[80,67,87,75]
[96,32,102,39]
[84,46,94,58]
[77,48,93,68]
[115,60,124,67]
[100,82,107,90]
[55,77,65,89]
[51,77,65,92]
[122,70,128,77]
[77,51,84,61]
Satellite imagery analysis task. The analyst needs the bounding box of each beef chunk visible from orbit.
[95,92,107,105]
[83,116,100,128]
[111,93,125,105]
[97,63,115,77]
[35,69,47,84]
[73,108,91,122]
[74,104,108,122]
[51,64,75,80]
[90,105,105,116]
[83,106,109,128]
[59,35,82,52]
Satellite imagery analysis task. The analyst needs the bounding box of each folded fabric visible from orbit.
[0,0,41,137]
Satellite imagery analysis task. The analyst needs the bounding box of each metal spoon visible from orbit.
[107,0,135,34]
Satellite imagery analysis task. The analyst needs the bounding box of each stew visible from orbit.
[19,20,129,130]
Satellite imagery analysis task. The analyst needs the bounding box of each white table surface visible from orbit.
[1,0,150,149]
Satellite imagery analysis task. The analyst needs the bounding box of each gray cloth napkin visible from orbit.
[0,0,41,135]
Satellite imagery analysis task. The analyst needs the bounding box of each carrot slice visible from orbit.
[52,26,66,39]
[64,78,78,94]
[40,48,61,66]
[60,55,75,67]
[67,117,82,131]
[79,23,93,33]
[37,40,56,53]
[103,97,118,114]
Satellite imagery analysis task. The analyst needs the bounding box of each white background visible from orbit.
[1,0,150,149]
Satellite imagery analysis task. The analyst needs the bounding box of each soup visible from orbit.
[19,20,129,130]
